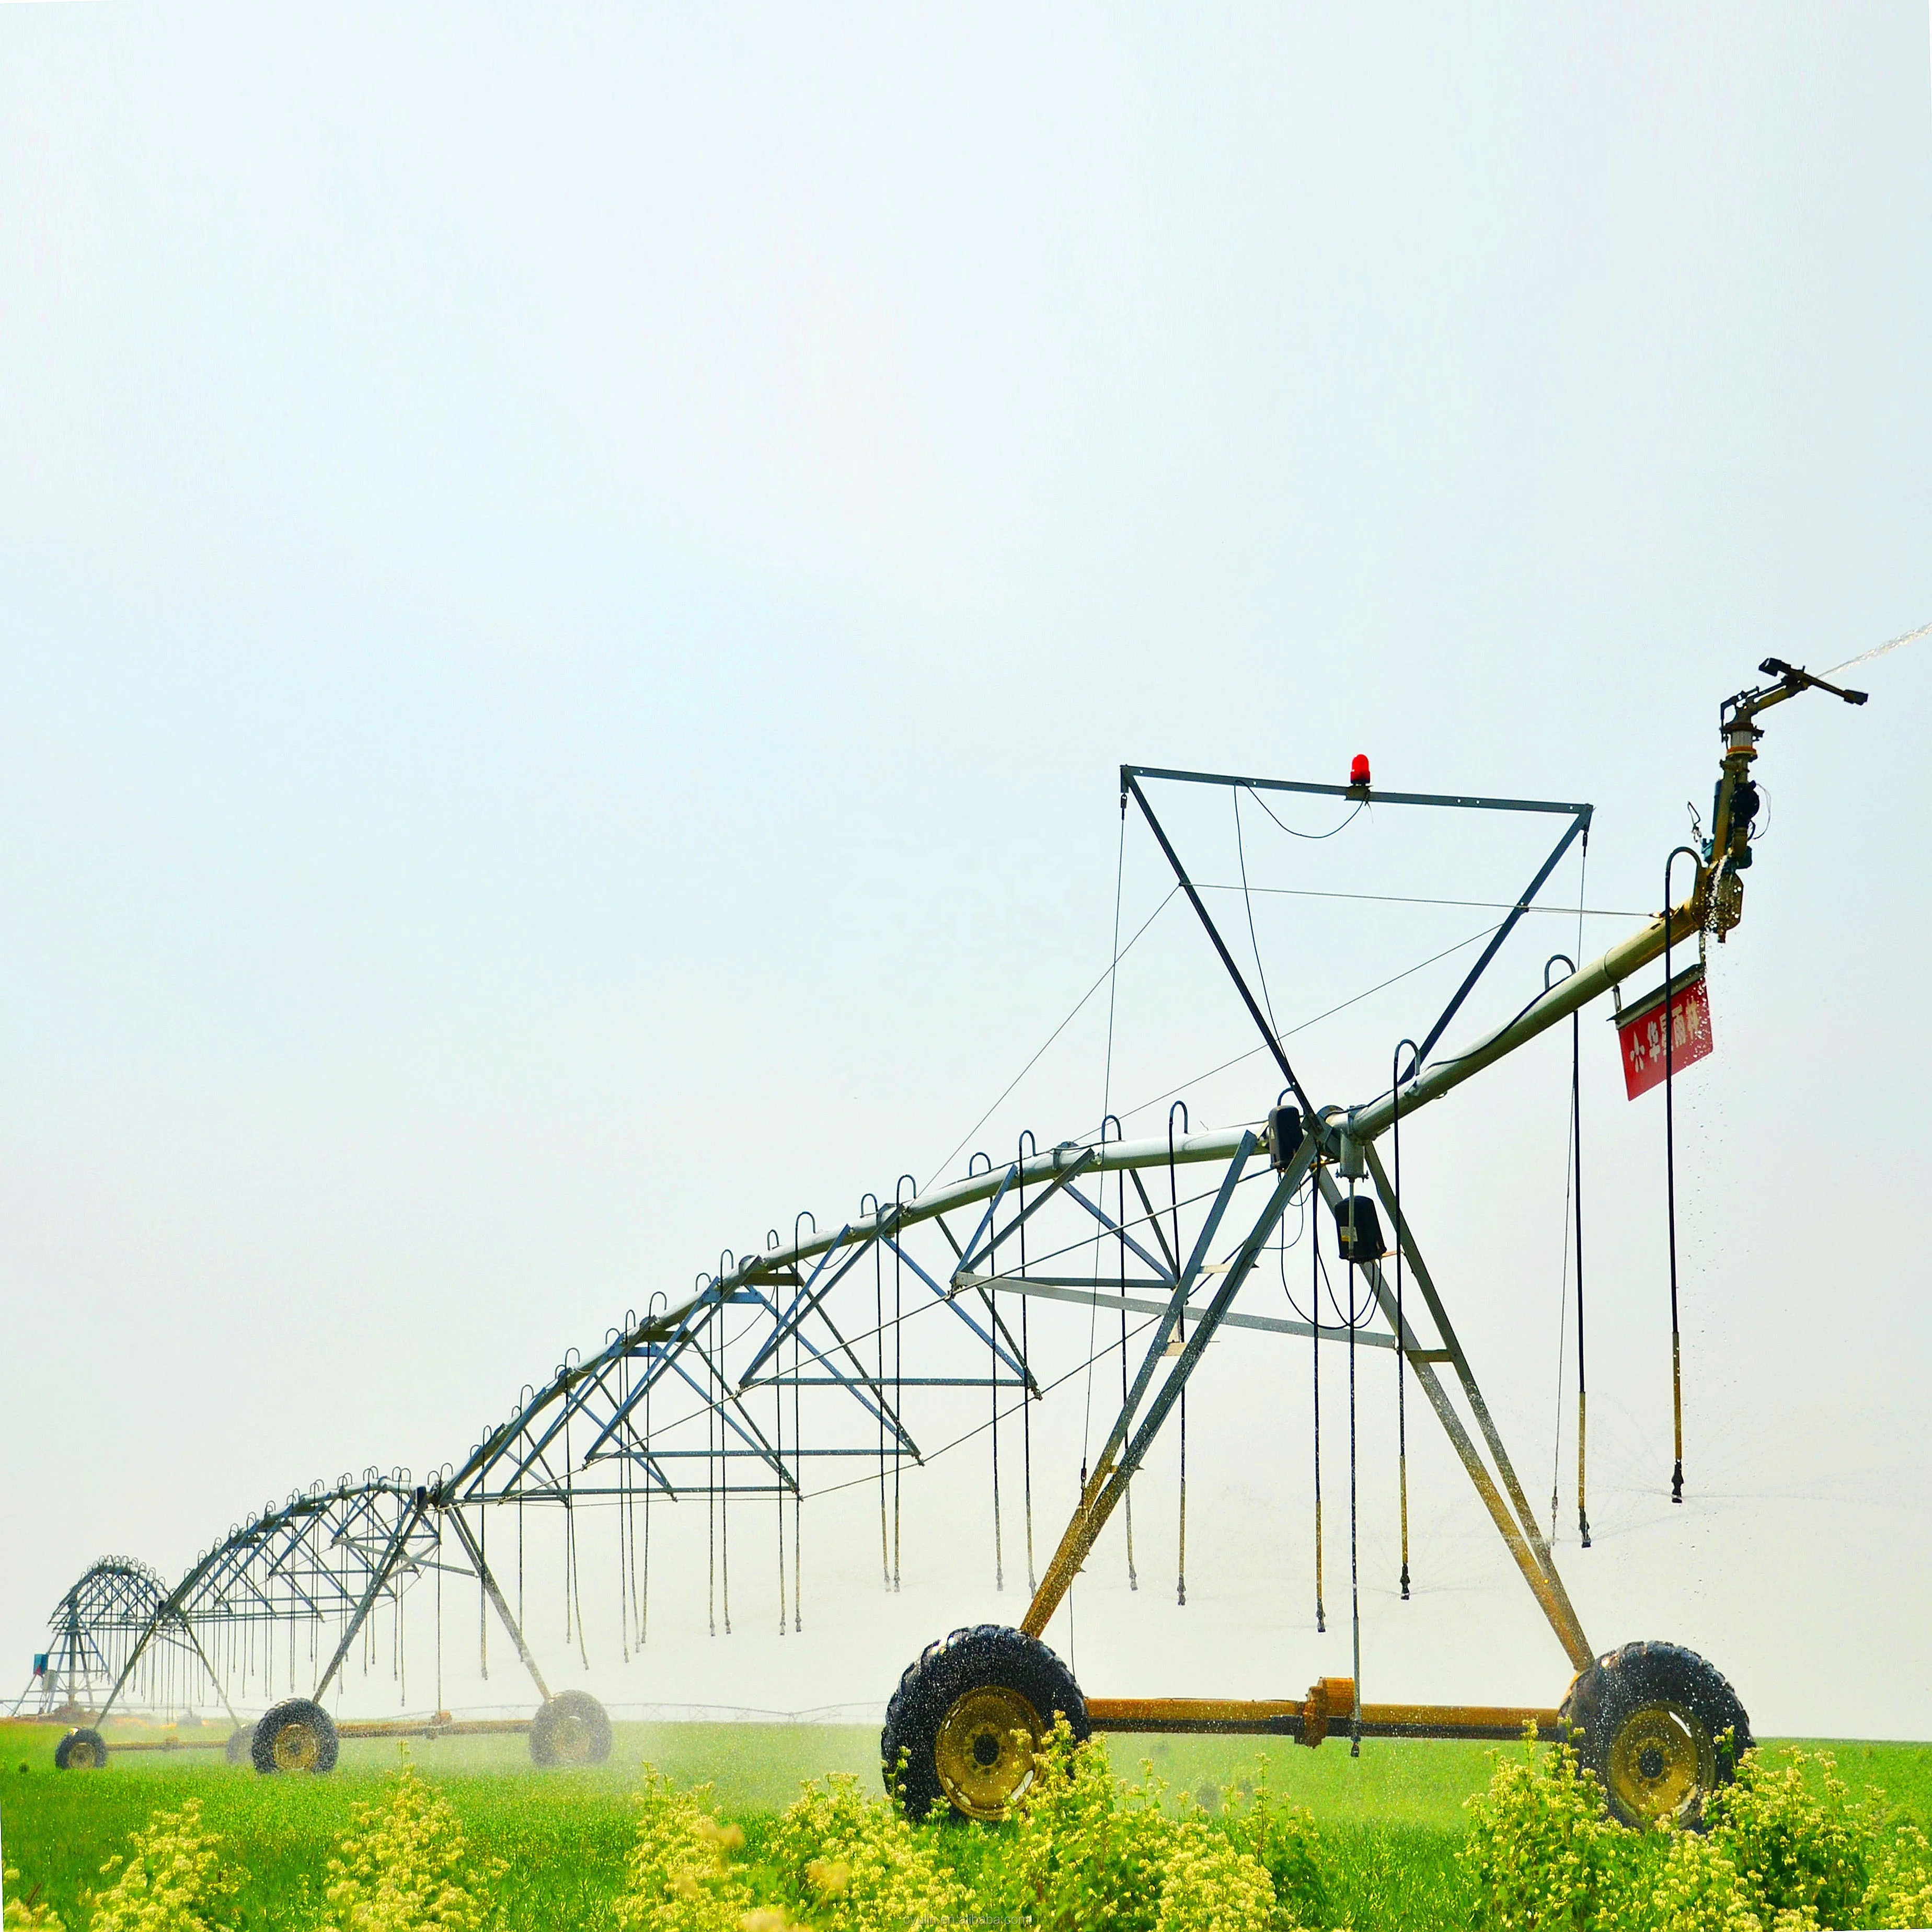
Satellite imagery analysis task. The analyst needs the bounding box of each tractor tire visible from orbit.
[527,1690,612,1767]
[881,1624,1088,1821]
[1560,1640,1751,1830]
[251,1698,340,1775]
[54,1728,108,1770]
[224,1724,256,1765]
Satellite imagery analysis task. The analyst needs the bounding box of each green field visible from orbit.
[4,1719,1930,1931]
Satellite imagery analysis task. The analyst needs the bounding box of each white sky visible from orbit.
[4,4,1931,1744]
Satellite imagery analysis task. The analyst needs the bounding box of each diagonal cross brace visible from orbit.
[1414,809,1590,1065]
[1326,1149,1594,1673]
[312,1496,431,1700]
[1022,1129,1309,1638]
[1085,1131,1261,1487]
[884,1235,1027,1379]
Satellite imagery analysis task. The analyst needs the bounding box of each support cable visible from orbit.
[1080,803,1130,1487]
[1110,918,1504,1133]
[1233,788,1282,1039]
[925,869,1171,1191]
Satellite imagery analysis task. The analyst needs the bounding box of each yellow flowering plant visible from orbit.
[89,1799,243,1932]
[612,1769,752,1932]
[2,1861,64,1932]
[318,1766,505,1932]
[766,1772,967,1932]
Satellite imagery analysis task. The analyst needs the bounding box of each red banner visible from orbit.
[1617,967,1712,1100]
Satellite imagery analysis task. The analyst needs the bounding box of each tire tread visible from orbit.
[880,1624,1087,1820]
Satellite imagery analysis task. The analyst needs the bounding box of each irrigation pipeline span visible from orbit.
[22,657,1868,1826]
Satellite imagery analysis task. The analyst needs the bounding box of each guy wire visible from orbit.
[1081,801,1128,1484]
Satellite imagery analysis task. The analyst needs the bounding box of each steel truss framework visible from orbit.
[45,662,1848,1749]
[15,1557,169,1717]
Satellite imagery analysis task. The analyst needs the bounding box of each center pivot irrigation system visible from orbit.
[32,659,1867,1830]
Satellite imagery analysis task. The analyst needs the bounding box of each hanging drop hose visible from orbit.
[1312,1213,1325,1635]
[704,1292,717,1636]
[964,1153,1004,1590]
[866,1202,889,1588]
[1664,845,1701,1504]
[1346,1187,1363,1757]
[1120,1158,1137,1591]
[1540,957,1591,1551]
[716,1281,732,1637]
[1096,1116,1135,1592]
[617,1351,632,1661]
[1391,1039,1419,1602]
[1169,1103,1188,1608]
[644,1317,656,1644]
[790,1220,807,1631]
[768,1266,786,1636]
[896,1178,913,1595]
[1019,1132,1038,1594]
[1573,994,1590,1548]
[991,1198,1003,1594]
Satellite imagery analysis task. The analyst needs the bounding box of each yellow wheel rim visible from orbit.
[271,1720,321,1773]
[1606,1701,1713,1824]
[71,1738,101,1768]
[933,1685,1042,1821]
[550,1714,592,1765]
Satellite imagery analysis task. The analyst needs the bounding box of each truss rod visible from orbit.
[956,1270,1401,1351]
[1022,1130,1313,1638]
[1348,892,1704,1144]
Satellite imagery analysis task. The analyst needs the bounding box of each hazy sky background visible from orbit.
[4,4,1931,1740]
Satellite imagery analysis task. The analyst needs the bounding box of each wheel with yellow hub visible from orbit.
[251,1697,339,1775]
[1560,1641,1751,1830]
[528,1690,612,1767]
[882,1624,1087,1821]
[54,1727,108,1770]
[933,1683,1044,1820]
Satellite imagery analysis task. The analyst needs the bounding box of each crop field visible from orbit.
[4,1718,1932,1931]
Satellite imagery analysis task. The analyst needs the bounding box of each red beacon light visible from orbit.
[1349,753,1372,789]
